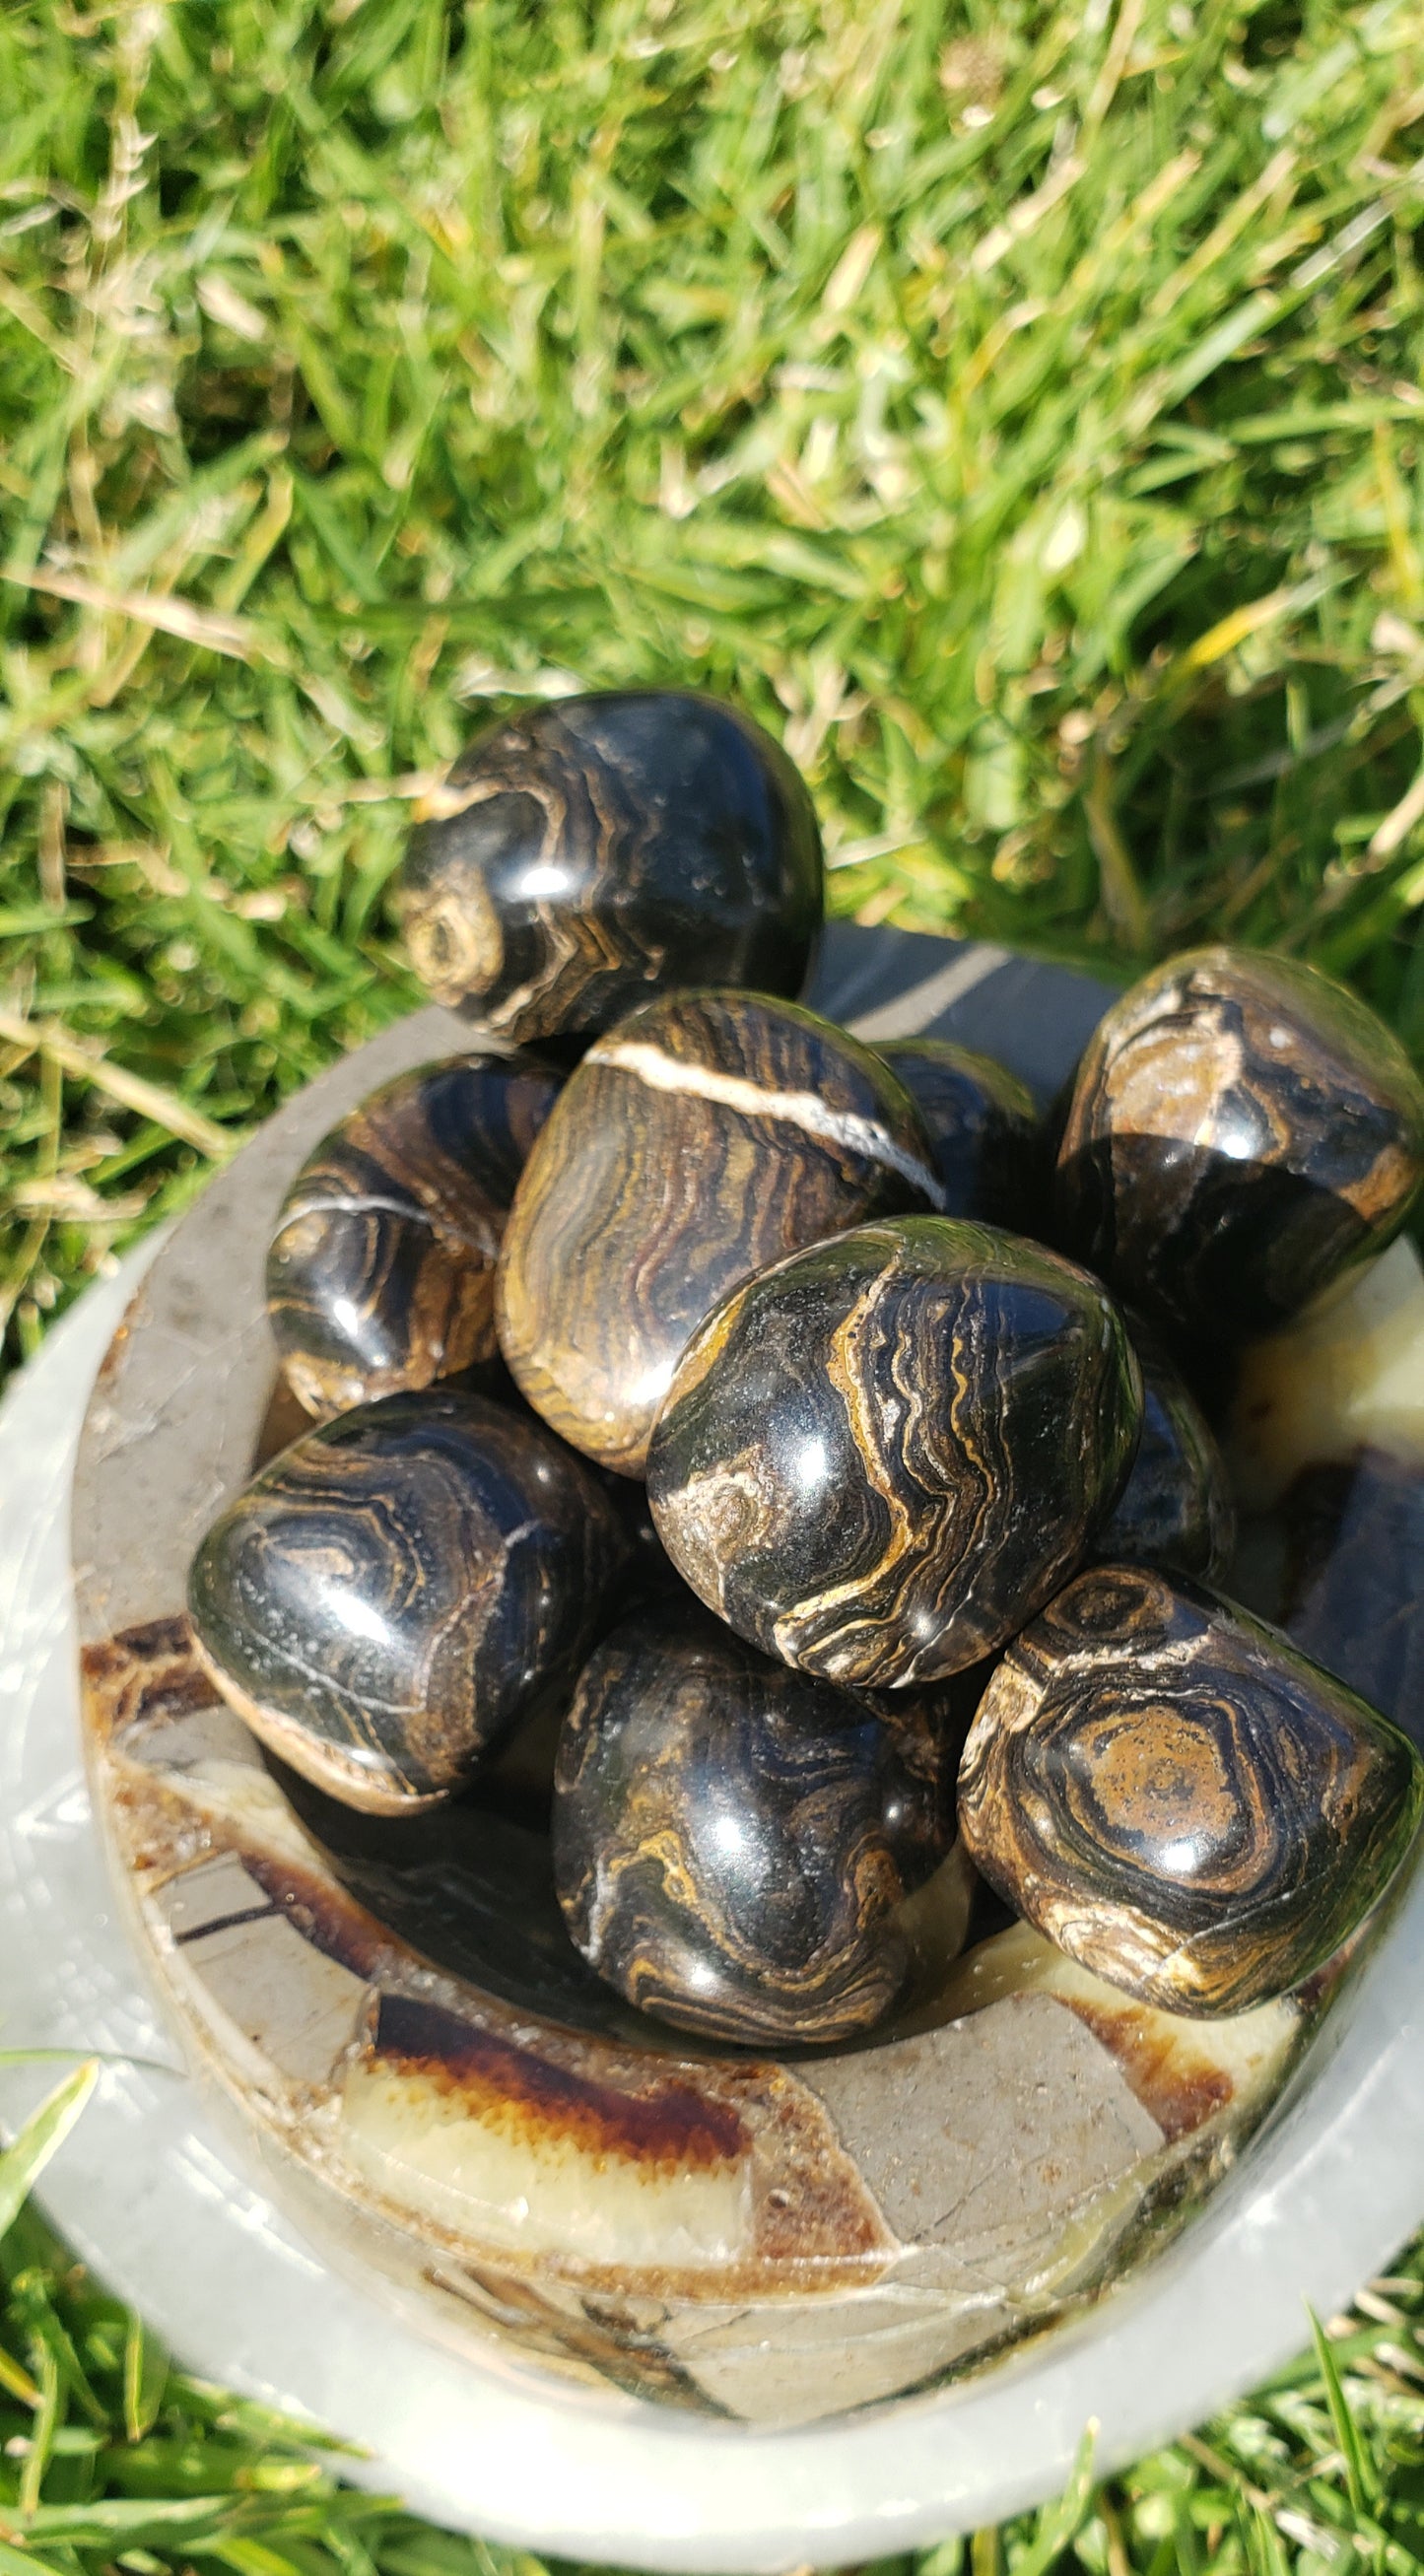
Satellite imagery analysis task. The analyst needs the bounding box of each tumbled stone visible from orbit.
[187,1390,626,1813]
[266,1052,561,1419]
[876,1036,1040,1227]
[496,989,941,1476]
[958,1561,1424,2015]
[1095,1320,1235,1581]
[400,690,824,1046]
[552,1608,961,2046]
[647,1215,1142,1686]
[1054,945,1424,1341]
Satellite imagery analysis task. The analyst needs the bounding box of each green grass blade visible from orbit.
[0,2539,73,2576]
[0,2064,98,2243]
[1010,2421,1100,2576]
[122,2311,169,2446]
[1308,2307,1378,2515]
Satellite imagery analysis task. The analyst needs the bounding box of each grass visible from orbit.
[3,0,1424,1366]
[9,2085,1424,2576]
[3,0,1424,2563]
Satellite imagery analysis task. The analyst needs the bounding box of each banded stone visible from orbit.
[1054,945,1424,1341]
[400,690,824,1047]
[958,1562,1424,2015]
[495,990,941,1476]
[646,1215,1143,1686]
[266,1052,561,1419]
[552,1608,961,2046]
[187,1390,626,1813]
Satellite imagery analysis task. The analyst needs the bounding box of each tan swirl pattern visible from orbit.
[958,1563,1424,2015]
[495,991,940,1476]
[1054,945,1424,1341]
[400,690,823,1046]
[267,1052,560,1418]
[552,1610,946,2044]
[187,1390,627,1812]
[646,1215,1143,1686]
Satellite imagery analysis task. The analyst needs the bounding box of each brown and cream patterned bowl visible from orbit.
[70,929,1423,2429]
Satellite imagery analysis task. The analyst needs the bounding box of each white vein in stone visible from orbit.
[585,1040,947,1208]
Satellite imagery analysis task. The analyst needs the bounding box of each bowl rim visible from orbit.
[5,928,1419,2566]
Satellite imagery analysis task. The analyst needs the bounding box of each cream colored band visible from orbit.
[586,1039,947,1209]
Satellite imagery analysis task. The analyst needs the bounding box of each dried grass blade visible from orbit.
[0,569,278,664]
[0,1008,235,1159]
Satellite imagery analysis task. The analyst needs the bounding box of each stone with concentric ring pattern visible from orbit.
[187,1390,626,1814]
[496,990,942,1477]
[1054,945,1424,1342]
[400,690,824,1047]
[958,1562,1424,2016]
[552,1607,961,2045]
[266,1052,562,1420]
[646,1215,1143,1686]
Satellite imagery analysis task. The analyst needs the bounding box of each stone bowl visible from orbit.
[70,926,1424,2430]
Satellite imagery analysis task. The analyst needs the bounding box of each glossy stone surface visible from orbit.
[400,691,824,1047]
[187,1390,626,1813]
[1055,945,1424,1342]
[497,991,941,1476]
[1095,1322,1234,1581]
[266,1053,561,1419]
[647,1215,1143,1686]
[552,1609,960,2045]
[876,1037,1040,1228]
[81,1591,1310,2423]
[861,1673,976,1894]
[71,927,1388,2436]
[959,1563,1424,2016]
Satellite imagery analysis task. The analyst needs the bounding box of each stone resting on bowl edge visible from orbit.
[69,925,1424,2430]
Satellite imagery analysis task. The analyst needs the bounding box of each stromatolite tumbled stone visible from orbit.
[496,990,942,1476]
[876,1037,1040,1228]
[267,1053,562,1419]
[1094,1322,1235,1581]
[646,1215,1143,1686]
[552,1609,959,2044]
[401,691,824,1046]
[861,1672,976,1894]
[958,1563,1424,2015]
[1055,945,1424,1341]
[187,1390,626,1813]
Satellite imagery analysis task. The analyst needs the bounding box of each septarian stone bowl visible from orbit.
[71,929,1422,2428]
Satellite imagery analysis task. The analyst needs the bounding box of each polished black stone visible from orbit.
[876,1037,1040,1228]
[858,1671,975,1894]
[1055,945,1424,1341]
[1094,1320,1235,1581]
[267,1052,561,1419]
[401,691,824,1047]
[647,1214,1143,1686]
[496,989,940,1476]
[959,1563,1424,2014]
[552,1608,952,2045]
[187,1390,626,1813]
